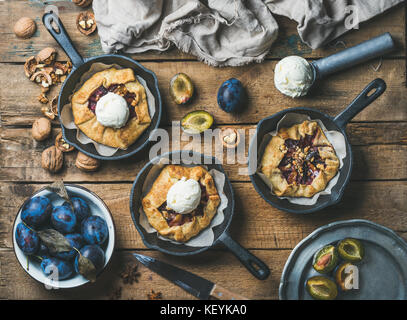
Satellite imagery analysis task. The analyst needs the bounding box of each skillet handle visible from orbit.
[333,78,386,129]
[42,11,84,67]
[219,233,270,280]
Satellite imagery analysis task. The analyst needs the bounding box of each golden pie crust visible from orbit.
[260,120,339,198]
[71,68,151,149]
[142,165,221,242]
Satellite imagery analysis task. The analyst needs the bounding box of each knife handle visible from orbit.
[210,284,249,300]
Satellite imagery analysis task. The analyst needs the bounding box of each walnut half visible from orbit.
[77,11,97,35]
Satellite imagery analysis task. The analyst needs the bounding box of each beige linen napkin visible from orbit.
[265,0,405,49]
[93,0,404,66]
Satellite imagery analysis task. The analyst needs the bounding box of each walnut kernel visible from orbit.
[77,11,97,35]
[36,47,57,65]
[55,132,74,153]
[73,0,93,8]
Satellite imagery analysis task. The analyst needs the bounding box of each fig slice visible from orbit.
[181,110,213,134]
[169,73,194,105]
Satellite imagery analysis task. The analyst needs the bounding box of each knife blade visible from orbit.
[133,253,248,300]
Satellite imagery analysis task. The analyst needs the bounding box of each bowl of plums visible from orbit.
[12,182,115,289]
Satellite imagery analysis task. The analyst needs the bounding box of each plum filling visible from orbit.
[278,133,327,185]
[87,84,138,119]
[159,183,209,227]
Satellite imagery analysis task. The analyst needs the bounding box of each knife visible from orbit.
[133,253,249,300]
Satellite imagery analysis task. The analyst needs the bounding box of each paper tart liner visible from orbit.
[256,113,347,205]
[60,62,156,156]
[138,158,227,247]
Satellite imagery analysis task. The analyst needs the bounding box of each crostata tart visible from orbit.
[142,165,221,242]
[260,120,339,198]
[71,68,151,149]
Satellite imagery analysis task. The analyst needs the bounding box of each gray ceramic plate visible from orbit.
[279,219,407,300]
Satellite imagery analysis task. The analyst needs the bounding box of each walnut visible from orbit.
[219,128,240,149]
[32,118,51,141]
[38,93,49,104]
[73,0,93,8]
[14,17,37,39]
[50,96,59,116]
[77,11,97,35]
[36,47,57,65]
[55,132,74,153]
[42,146,63,173]
[41,105,56,120]
[24,56,38,78]
[31,70,53,88]
[75,151,100,172]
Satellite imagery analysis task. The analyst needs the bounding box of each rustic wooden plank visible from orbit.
[0,0,405,63]
[1,59,406,126]
[1,126,406,183]
[1,181,406,250]
[0,249,285,300]
[0,126,406,183]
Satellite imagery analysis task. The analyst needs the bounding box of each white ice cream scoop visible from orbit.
[167,177,201,214]
[95,92,129,128]
[274,56,313,98]
[274,33,395,98]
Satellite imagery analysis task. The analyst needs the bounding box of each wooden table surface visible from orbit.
[0,1,406,300]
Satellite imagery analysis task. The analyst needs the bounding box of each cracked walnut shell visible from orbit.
[24,56,38,78]
[73,0,93,7]
[55,132,74,153]
[14,17,37,39]
[36,47,57,65]
[75,152,100,172]
[77,11,97,35]
[42,146,63,173]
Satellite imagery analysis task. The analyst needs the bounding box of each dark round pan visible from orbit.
[279,219,407,300]
[248,78,386,214]
[42,12,162,160]
[130,150,270,280]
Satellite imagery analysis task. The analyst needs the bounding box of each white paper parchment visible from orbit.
[256,113,347,205]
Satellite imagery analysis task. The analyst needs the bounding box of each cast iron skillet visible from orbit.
[130,150,270,280]
[248,78,386,214]
[42,11,162,160]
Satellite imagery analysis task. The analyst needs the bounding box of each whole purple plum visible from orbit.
[21,196,52,228]
[81,216,108,245]
[74,244,105,274]
[15,222,39,255]
[51,205,77,234]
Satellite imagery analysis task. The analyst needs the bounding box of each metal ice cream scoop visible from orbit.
[309,32,396,87]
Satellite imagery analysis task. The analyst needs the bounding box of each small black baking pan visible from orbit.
[248,78,386,214]
[130,150,270,280]
[43,11,162,160]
